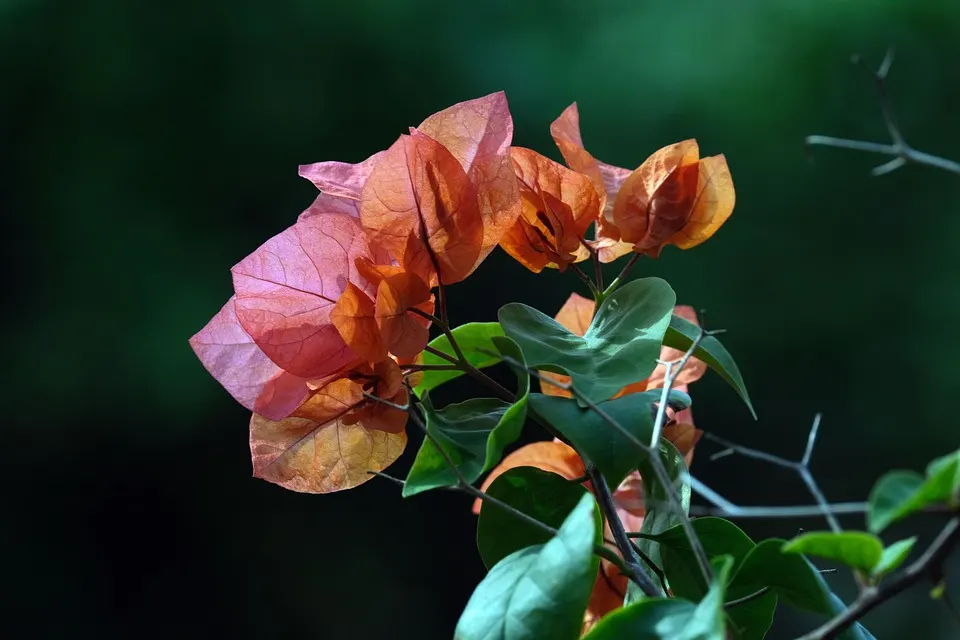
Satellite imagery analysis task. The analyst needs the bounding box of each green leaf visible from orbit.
[500,277,675,404]
[651,517,756,598]
[477,467,593,569]
[583,557,734,640]
[644,518,775,640]
[867,470,926,534]
[732,539,876,640]
[403,337,529,497]
[782,531,884,573]
[413,322,504,397]
[629,438,691,599]
[528,390,672,487]
[924,449,960,505]
[872,537,916,578]
[867,450,960,534]
[663,313,755,418]
[455,493,601,640]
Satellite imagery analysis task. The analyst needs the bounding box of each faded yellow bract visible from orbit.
[250,414,406,493]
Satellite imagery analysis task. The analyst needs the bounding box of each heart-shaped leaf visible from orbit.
[500,277,676,404]
[455,493,601,640]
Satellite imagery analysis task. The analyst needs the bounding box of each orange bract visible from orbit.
[331,282,388,364]
[549,103,735,261]
[374,272,435,359]
[250,360,410,494]
[360,131,484,285]
[499,148,601,272]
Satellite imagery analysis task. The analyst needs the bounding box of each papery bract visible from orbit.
[330,282,387,364]
[416,91,521,266]
[298,151,384,200]
[189,297,311,421]
[231,212,389,380]
[499,147,601,272]
[251,361,408,494]
[374,272,435,359]
[549,103,735,261]
[360,131,484,284]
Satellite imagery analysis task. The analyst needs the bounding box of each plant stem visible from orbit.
[795,517,960,640]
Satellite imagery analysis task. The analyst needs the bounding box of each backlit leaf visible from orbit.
[783,531,884,574]
[413,322,505,397]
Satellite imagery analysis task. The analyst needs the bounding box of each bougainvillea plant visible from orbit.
[191,84,959,639]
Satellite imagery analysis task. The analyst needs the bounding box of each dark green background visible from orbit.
[5,1,959,637]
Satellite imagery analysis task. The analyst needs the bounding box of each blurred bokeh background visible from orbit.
[5,0,960,637]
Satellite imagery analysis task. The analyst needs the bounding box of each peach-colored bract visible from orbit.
[191,91,733,499]
[546,103,735,263]
[499,147,601,272]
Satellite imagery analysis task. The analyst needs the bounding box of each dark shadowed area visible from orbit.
[4,1,959,637]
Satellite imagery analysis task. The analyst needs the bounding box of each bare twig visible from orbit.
[585,462,662,597]
[795,518,960,640]
[806,49,960,177]
[703,414,842,533]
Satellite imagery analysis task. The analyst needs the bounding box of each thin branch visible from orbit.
[703,414,842,533]
[496,352,710,591]
[409,307,466,362]
[726,587,772,609]
[586,463,662,597]
[570,263,599,296]
[393,395,638,580]
[422,344,460,366]
[805,49,960,177]
[403,363,460,373]
[795,517,960,640]
[413,309,515,403]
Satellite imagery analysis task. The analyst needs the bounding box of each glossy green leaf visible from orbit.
[633,439,691,589]
[477,467,594,569]
[663,313,755,418]
[499,277,675,404]
[528,390,672,487]
[783,531,884,573]
[455,493,601,640]
[732,539,876,640]
[583,557,734,640]
[867,470,926,534]
[872,537,916,578]
[413,322,504,397]
[404,337,529,497]
[642,518,775,640]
